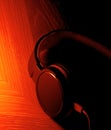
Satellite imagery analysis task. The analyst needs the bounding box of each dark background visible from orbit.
[50,0,111,49]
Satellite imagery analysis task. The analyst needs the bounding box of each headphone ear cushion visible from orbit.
[35,30,79,68]
[37,37,77,69]
[38,49,49,67]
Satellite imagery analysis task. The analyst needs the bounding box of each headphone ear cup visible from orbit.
[36,64,73,119]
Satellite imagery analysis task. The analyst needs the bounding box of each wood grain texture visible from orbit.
[0,0,64,129]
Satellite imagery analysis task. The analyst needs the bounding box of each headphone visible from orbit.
[28,29,111,129]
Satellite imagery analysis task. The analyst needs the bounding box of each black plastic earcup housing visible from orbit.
[36,64,73,119]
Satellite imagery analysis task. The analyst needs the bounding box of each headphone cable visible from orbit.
[73,103,91,130]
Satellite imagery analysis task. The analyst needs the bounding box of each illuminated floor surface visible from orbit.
[0,0,64,129]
